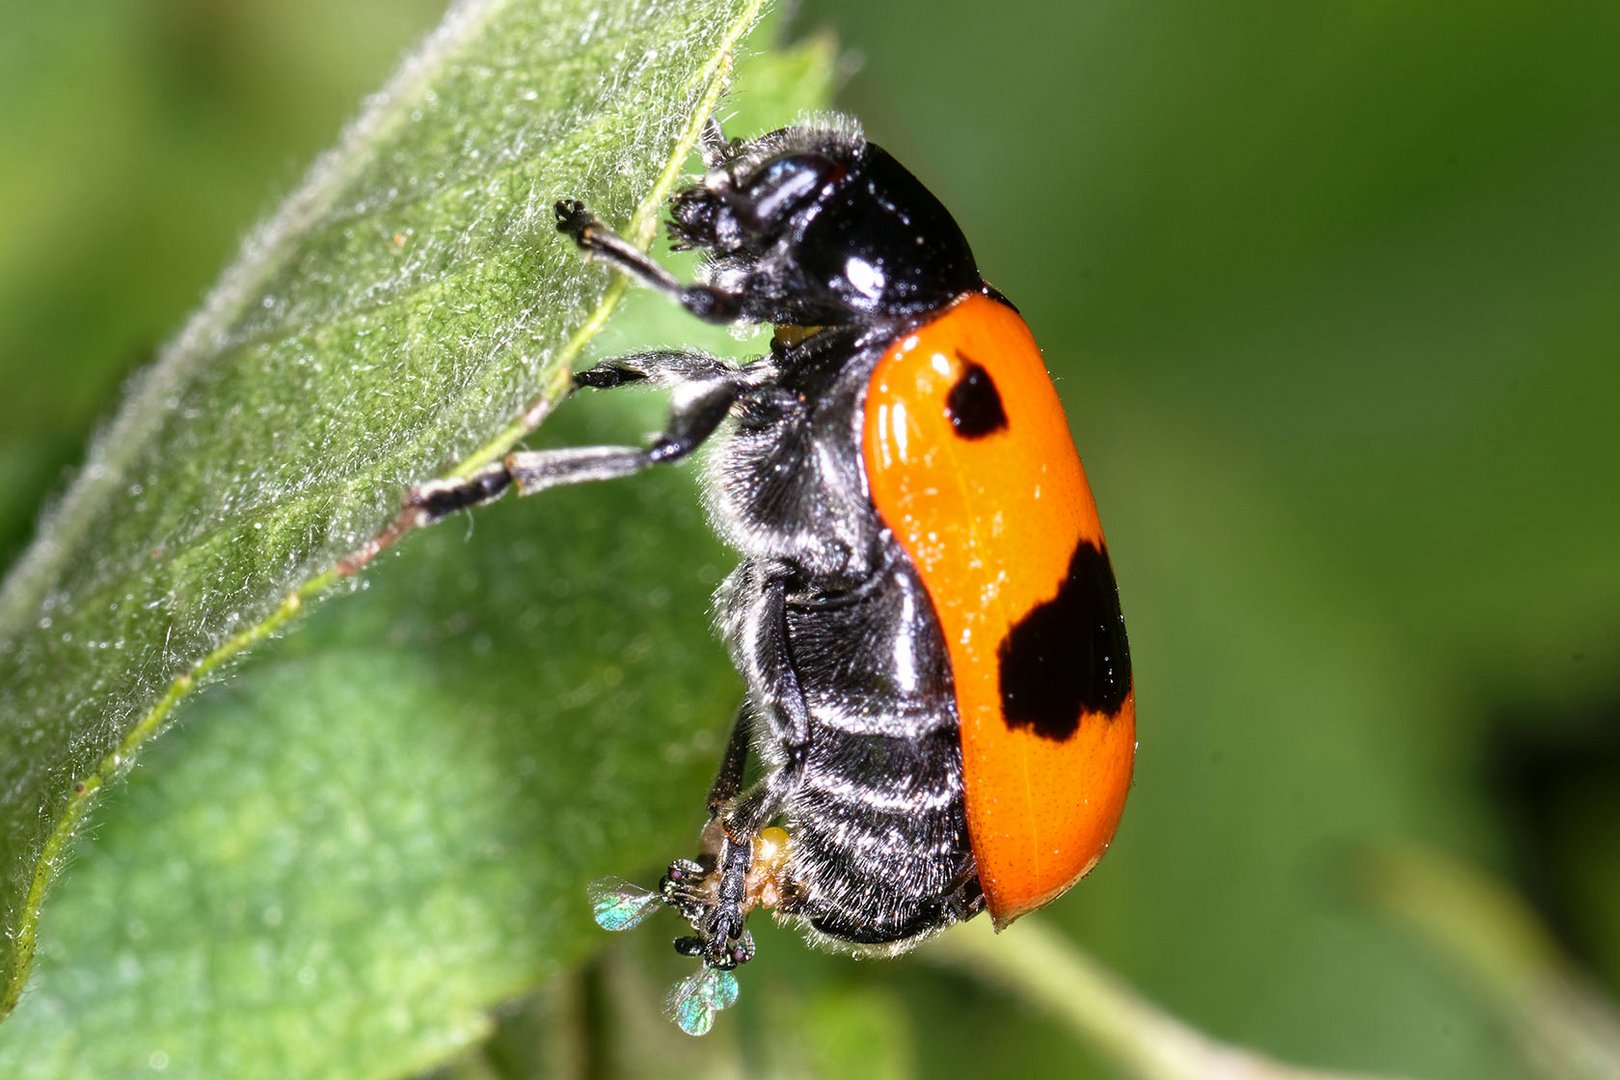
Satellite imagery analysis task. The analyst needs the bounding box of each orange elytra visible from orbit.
[863,291,1136,926]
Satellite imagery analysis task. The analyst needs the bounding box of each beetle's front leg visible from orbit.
[555,200,741,323]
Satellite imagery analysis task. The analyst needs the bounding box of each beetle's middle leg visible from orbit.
[405,351,743,524]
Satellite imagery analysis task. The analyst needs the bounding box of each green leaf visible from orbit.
[0,0,771,1022]
[0,423,740,1075]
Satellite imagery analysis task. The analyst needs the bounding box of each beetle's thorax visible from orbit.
[672,127,981,328]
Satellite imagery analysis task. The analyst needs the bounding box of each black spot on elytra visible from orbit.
[946,358,1007,438]
[998,539,1131,741]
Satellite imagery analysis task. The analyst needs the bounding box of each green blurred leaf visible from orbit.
[0,0,769,1023]
[796,983,915,1080]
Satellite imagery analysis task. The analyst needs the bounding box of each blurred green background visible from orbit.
[2,1,1618,1077]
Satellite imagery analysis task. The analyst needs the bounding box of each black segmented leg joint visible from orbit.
[647,435,695,464]
[554,199,595,244]
[680,286,740,323]
[406,462,512,524]
[699,835,756,969]
[572,365,647,390]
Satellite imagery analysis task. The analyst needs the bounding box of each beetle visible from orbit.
[408,117,1134,1031]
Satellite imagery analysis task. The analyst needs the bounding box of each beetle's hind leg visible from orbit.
[686,570,815,967]
[661,698,768,970]
[405,349,743,525]
[706,697,757,816]
[648,567,819,971]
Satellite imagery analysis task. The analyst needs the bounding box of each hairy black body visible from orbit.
[711,332,977,950]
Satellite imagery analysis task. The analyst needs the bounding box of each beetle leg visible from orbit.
[405,361,741,524]
[572,349,739,391]
[555,200,741,323]
[748,571,812,751]
[695,834,758,968]
[696,769,800,969]
[698,115,740,169]
[717,569,813,837]
[944,859,987,922]
[706,698,756,816]
[694,571,814,967]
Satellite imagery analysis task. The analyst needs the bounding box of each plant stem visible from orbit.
[925,916,1400,1080]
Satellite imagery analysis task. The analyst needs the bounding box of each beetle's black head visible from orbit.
[668,121,981,327]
